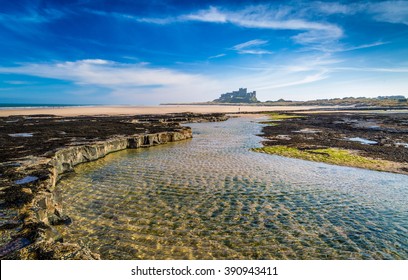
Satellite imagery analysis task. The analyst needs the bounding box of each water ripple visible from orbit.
[57,116,408,259]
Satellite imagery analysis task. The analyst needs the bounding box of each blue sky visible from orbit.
[0,0,407,104]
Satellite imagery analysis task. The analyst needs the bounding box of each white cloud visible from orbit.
[248,70,329,91]
[300,40,389,53]
[83,2,407,55]
[85,9,177,25]
[7,53,402,103]
[232,39,268,50]
[0,7,69,36]
[367,0,408,25]
[311,1,408,25]
[95,5,343,47]
[135,17,176,24]
[3,80,32,85]
[0,56,339,103]
[339,41,389,52]
[185,5,343,42]
[0,60,214,88]
[183,6,227,23]
[238,50,273,55]
[0,59,224,103]
[231,39,273,55]
[312,2,357,15]
[333,66,408,73]
[292,29,339,45]
[208,53,226,59]
[0,8,67,23]
[221,53,339,96]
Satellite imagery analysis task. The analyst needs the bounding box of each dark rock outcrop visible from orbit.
[259,112,408,174]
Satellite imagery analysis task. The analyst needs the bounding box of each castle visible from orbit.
[213,88,258,103]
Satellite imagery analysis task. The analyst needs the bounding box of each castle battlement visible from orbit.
[213,88,258,103]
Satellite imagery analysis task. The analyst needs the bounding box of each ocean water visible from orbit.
[57,116,408,259]
[0,103,93,109]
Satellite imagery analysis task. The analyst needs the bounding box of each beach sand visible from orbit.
[0,105,330,117]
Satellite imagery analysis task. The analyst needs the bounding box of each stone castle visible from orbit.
[213,88,258,103]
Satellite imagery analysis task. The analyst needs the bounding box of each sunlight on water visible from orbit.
[57,116,408,259]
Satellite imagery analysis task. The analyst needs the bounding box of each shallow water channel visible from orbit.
[57,116,408,259]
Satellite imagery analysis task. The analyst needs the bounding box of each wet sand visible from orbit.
[0,105,334,117]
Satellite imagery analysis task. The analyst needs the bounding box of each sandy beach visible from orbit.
[0,105,333,117]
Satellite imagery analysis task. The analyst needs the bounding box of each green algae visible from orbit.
[258,121,280,126]
[258,113,304,125]
[267,113,304,120]
[252,145,390,172]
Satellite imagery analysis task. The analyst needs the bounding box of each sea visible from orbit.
[0,103,95,109]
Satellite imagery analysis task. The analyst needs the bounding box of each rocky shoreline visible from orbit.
[0,113,228,259]
[255,111,408,174]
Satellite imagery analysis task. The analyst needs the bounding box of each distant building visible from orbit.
[213,88,258,103]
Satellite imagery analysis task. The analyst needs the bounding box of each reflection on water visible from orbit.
[57,116,408,259]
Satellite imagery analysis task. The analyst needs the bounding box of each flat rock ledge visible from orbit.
[0,113,228,259]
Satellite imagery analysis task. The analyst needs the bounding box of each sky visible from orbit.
[0,0,407,105]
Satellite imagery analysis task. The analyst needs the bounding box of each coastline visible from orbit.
[0,104,339,117]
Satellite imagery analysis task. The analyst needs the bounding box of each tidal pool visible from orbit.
[57,116,408,259]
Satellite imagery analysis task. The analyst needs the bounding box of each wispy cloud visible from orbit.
[368,0,408,25]
[184,5,343,46]
[0,56,338,102]
[221,53,339,96]
[243,69,329,91]
[231,39,273,55]
[3,80,32,85]
[311,1,358,15]
[232,39,268,50]
[0,8,67,23]
[90,2,406,49]
[0,7,69,38]
[302,41,389,53]
[238,50,273,55]
[333,66,408,73]
[0,59,223,103]
[184,6,339,31]
[0,59,212,88]
[183,6,227,23]
[312,1,408,25]
[84,8,176,25]
[339,41,389,52]
[86,5,343,47]
[208,53,226,59]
